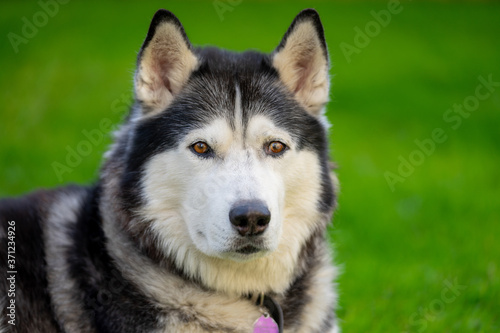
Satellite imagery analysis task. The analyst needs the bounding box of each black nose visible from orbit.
[229,201,271,237]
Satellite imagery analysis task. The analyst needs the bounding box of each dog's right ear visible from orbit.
[134,9,198,115]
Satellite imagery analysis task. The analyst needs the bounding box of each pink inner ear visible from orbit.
[152,52,174,93]
[293,60,312,93]
[159,62,173,93]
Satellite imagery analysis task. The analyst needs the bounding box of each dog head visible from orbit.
[105,9,336,292]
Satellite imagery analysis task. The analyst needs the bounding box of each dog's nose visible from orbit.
[229,201,271,237]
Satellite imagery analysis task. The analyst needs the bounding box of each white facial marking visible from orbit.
[234,83,243,137]
[140,112,325,293]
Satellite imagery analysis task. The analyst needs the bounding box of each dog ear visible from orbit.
[134,9,198,115]
[272,9,330,116]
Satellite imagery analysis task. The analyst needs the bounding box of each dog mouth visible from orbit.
[234,245,261,255]
[221,241,273,261]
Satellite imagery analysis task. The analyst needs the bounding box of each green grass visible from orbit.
[1,1,499,332]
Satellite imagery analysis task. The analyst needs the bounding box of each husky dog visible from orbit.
[0,8,340,333]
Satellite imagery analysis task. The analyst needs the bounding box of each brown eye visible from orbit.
[192,142,210,155]
[267,141,286,155]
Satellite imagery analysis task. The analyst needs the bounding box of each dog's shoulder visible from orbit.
[0,185,88,230]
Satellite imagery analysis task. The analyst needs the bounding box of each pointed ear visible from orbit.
[134,9,198,115]
[272,9,330,116]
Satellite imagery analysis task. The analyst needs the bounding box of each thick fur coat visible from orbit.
[0,9,340,333]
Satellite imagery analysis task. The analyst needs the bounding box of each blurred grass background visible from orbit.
[1,0,499,332]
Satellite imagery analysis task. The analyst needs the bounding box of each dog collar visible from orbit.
[253,293,284,333]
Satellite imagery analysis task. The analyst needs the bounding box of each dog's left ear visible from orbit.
[273,9,330,116]
[134,9,198,115]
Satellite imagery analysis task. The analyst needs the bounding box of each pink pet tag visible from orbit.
[253,314,279,333]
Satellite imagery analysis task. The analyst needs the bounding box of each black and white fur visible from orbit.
[0,9,340,332]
